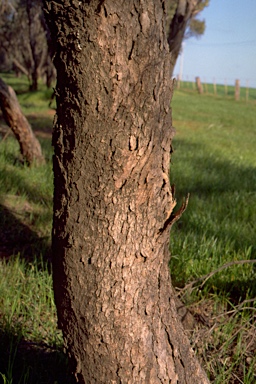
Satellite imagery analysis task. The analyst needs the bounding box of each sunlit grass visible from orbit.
[170,89,256,382]
[0,256,75,384]
[1,72,55,113]
[0,75,73,383]
[0,256,59,344]
[170,90,256,291]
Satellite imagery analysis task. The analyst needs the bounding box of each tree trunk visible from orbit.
[26,0,48,91]
[167,0,195,75]
[0,77,45,165]
[45,1,209,382]
[12,58,30,78]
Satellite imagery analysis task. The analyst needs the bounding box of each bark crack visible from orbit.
[165,327,179,384]
[158,194,189,234]
[128,39,135,60]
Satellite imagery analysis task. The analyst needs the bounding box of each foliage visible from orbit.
[186,17,206,38]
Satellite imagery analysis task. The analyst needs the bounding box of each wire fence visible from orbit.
[174,76,256,102]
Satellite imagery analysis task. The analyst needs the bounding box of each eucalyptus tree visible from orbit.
[44,1,209,383]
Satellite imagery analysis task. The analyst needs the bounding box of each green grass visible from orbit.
[170,90,256,291]
[170,89,256,382]
[0,74,256,382]
[0,75,75,383]
[1,72,55,113]
[0,256,75,384]
[0,138,53,262]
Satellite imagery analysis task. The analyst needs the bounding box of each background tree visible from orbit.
[44,1,209,383]
[0,0,55,90]
[0,77,45,164]
[166,0,209,74]
[0,0,44,165]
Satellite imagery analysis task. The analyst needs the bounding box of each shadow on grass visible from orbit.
[0,161,53,207]
[0,329,76,384]
[0,203,76,384]
[172,138,256,196]
[28,113,54,137]
[171,138,256,251]
[0,203,51,263]
[170,138,256,297]
[212,277,256,305]
[0,205,75,383]
[0,101,74,383]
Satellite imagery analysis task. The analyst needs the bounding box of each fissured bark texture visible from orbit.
[45,1,209,383]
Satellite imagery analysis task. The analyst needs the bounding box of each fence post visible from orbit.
[224,79,228,96]
[176,75,181,90]
[195,76,203,94]
[246,80,249,102]
[213,78,217,95]
[235,79,240,101]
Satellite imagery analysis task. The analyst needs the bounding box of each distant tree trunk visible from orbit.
[167,0,202,75]
[45,57,56,89]
[0,77,45,165]
[26,0,48,91]
[12,58,30,78]
[235,79,240,101]
[45,1,209,383]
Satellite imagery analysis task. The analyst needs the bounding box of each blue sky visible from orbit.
[173,0,256,88]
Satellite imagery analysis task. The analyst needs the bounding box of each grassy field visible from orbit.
[170,88,256,382]
[0,74,255,383]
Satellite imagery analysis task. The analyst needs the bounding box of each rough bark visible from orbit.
[45,1,209,383]
[0,77,45,165]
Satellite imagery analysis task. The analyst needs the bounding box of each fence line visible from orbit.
[174,75,256,102]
